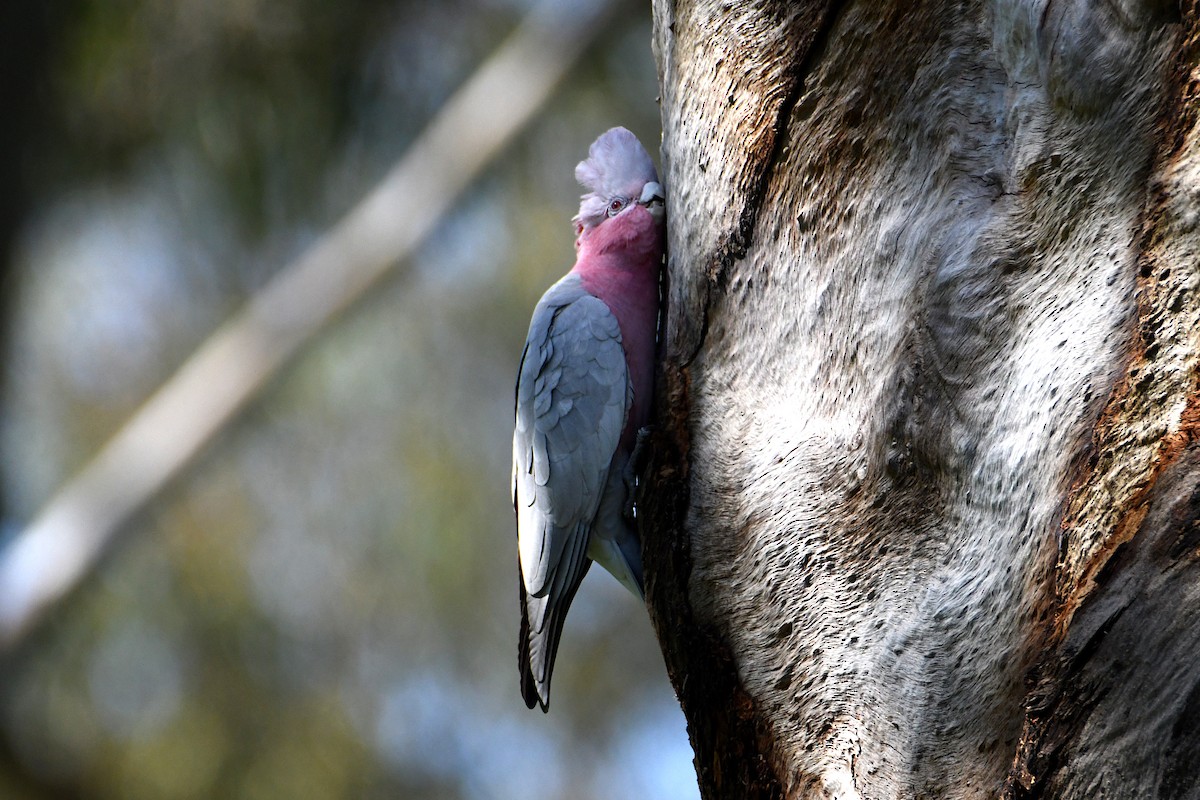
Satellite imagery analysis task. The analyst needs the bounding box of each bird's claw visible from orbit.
[623,425,655,524]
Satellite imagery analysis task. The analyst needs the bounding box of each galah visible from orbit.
[512,127,665,711]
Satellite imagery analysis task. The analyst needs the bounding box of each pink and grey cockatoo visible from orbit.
[512,127,665,711]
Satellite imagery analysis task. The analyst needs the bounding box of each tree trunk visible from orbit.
[640,1,1200,798]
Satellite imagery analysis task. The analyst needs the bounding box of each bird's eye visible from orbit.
[607,198,626,217]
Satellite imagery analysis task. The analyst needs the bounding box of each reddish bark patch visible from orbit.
[1056,0,1200,625]
[1007,4,1200,795]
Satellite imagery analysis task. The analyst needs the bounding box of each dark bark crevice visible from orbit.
[679,0,846,370]
[1006,448,1200,799]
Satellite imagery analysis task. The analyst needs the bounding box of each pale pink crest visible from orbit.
[573,127,659,231]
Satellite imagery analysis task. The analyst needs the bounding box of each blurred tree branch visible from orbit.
[0,0,620,650]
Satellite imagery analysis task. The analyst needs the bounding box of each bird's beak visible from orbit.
[638,181,665,221]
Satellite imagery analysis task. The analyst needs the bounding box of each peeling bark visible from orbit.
[641,1,1199,798]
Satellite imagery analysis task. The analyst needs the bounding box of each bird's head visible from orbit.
[572,127,664,237]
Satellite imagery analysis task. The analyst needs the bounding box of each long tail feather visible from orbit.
[518,526,591,711]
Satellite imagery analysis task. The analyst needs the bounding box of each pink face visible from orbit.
[575,203,664,260]
[574,181,665,250]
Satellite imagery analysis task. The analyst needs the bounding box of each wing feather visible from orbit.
[513,273,630,710]
[514,272,629,575]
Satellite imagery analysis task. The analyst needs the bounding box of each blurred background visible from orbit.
[0,0,698,797]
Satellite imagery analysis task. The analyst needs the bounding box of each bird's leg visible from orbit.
[623,425,654,524]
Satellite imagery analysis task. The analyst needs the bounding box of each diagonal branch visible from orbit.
[0,0,619,649]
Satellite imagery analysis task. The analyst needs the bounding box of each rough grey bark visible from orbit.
[640,1,1200,798]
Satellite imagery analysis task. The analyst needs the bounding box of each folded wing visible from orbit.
[512,274,630,709]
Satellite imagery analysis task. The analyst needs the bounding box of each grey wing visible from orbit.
[512,277,631,600]
[512,277,630,709]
